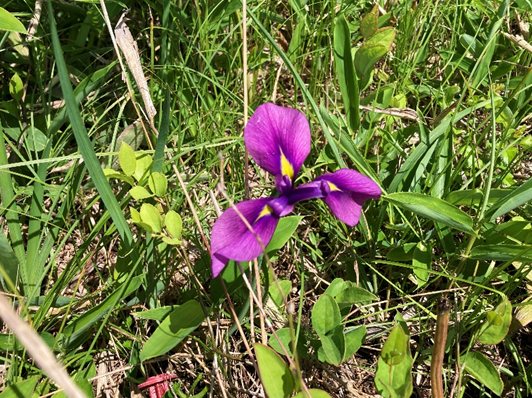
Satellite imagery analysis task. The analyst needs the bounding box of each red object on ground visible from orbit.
[138,374,178,398]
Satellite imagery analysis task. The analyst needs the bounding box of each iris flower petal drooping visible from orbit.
[210,103,381,278]
[295,169,383,227]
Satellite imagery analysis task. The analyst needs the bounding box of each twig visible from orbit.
[431,296,451,398]
[0,294,87,398]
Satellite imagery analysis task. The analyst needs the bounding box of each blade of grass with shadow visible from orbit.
[47,0,144,368]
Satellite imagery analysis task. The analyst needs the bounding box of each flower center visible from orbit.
[280,149,294,180]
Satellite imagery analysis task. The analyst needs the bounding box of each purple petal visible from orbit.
[244,103,311,191]
[314,169,381,226]
[211,198,281,278]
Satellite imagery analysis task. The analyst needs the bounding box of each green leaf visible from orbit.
[26,126,47,152]
[334,284,377,305]
[140,203,162,234]
[375,324,413,398]
[164,210,182,240]
[162,236,182,245]
[360,5,378,38]
[0,376,38,398]
[130,186,153,200]
[478,296,511,345]
[268,328,307,359]
[386,243,417,261]
[413,242,431,287]
[140,300,205,361]
[9,73,23,102]
[470,244,532,262]
[312,294,341,336]
[0,229,20,292]
[265,216,303,257]
[102,168,134,185]
[485,178,532,222]
[254,343,295,398]
[334,15,360,132]
[293,389,332,398]
[133,153,152,182]
[384,192,475,234]
[462,351,503,395]
[119,142,136,177]
[446,189,512,206]
[130,207,141,223]
[354,43,388,90]
[380,325,407,366]
[269,280,291,308]
[320,325,345,365]
[343,326,366,361]
[0,7,27,33]
[148,172,168,197]
[133,305,180,321]
[365,27,395,49]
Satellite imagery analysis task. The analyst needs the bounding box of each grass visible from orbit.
[1,0,532,397]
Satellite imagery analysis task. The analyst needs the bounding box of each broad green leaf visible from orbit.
[375,324,413,398]
[354,43,388,89]
[140,203,161,233]
[130,207,141,223]
[61,276,143,350]
[119,142,136,177]
[133,305,180,321]
[365,27,395,49]
[460,33,482,58]
[380,325,407,366]
[320,325,345,365]
[0,376,38,398]
[162,236,182,245]
[470,244,532,262]
[462,351,503,395]
[164,210,182,240]
[386,243,417,261]
[254,343,294,398]
[0,7,27,33]
[312,294,341,336]
[413,242,431,287]
[265,216,303,256]
[26,126,47,152]
[130,186,153,200]
[148,172,168,197]
[334,284,377,305]
[446,189,512,206]
[485,178,532,222]
[133,153,152,182]
[324,278,347,297]
[478,296,511,345]
[140,300,205,361]
[9,73,23,102]
[268,328,307,359]
[269,280,291,308]
[360,5,378,38]
[384,192,475,234]
[293,389,332,398]
[343,326,366,361]
[102,168,134,185]
[0,229,19,292]
[334,15,360,132]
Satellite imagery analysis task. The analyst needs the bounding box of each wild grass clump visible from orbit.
[1,0,532,397]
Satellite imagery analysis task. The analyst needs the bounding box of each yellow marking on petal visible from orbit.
[327,181,342,192]
[256,204,273,221]
[280,150,294,180]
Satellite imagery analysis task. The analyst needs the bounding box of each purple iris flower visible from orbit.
[211,103,381,278]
